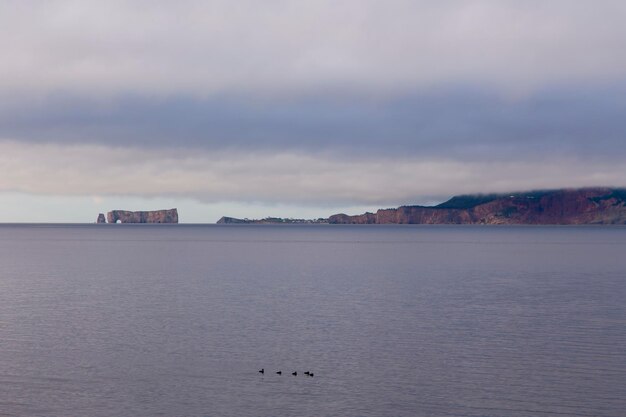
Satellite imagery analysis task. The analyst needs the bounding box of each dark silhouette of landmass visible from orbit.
[217,216,327,224]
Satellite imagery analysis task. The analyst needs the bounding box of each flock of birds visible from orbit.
[258,368,314,377]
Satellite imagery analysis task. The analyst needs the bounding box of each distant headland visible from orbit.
[217,216,328,224]
[97,209,178,224]
[328,188,626,225]
[215,188,626,225]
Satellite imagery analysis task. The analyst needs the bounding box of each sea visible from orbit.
[0,224,624,417]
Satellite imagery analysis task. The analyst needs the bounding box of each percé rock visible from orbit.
[329,188,626,225]
[96,213,106,223]
[107,208,178,224]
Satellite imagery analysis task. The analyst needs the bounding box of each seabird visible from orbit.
[309,373,314,377]
[276,371,282,375]
[304,371,310,375]
[292,371,297,376]
[259,368,264,374]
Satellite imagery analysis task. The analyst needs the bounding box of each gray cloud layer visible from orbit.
[2,84,626,160]
[3,0,625,161]
[2,1,626,97]
[1,141,624,206]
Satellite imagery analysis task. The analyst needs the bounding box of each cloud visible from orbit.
[1,1,626,97]
[1,141,624,206]
[2,84,625,160]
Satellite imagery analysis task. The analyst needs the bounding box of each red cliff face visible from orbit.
[328,188,626,225]
[106,209,179,224]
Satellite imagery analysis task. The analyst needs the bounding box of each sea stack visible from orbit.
[107,209,179,224]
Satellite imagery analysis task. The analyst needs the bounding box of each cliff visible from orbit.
[107,208,178,224]
[329,188,626,225]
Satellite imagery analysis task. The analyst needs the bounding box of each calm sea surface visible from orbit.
[0,224,624,417]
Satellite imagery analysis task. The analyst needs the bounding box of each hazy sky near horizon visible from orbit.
[1,0,626,222]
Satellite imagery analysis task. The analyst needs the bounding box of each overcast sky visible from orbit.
[1,0,626,222]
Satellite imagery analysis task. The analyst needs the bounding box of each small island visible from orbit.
[217,216,328,224]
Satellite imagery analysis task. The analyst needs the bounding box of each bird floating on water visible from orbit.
[259,368,313,377]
